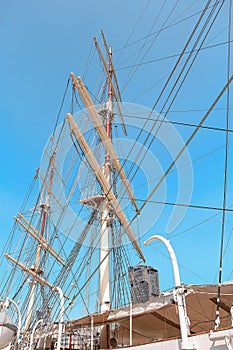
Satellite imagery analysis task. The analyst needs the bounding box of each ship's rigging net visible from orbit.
[0,104,148,330]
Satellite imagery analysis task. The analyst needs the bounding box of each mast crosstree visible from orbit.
[69,40,145,314]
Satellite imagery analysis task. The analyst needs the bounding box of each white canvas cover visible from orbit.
[0,311,17,349]
[68,282,233,346]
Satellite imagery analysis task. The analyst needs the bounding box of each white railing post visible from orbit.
[144,235,194,350]
[129,300,133,346]
[91,315,94,350]
[29,319,43,350]
[54,287,64,350]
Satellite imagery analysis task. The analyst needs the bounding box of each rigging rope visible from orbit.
[108,0,217,205]
[116,38,233,71]
[114,1,224,53]
[118,198,233,213]
[123,112,233,132]
[121,0,179,93]
[125,0,225,191]
[98,0,225,242]
[215,0,232,330]
[114,0,151,66]
[134,75,233,217]
[52,77,71,136]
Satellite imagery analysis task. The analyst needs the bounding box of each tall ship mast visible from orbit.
[1,1,233,349]
[99,44,114,314]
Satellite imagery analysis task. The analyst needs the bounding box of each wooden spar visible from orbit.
[93,37,127,135]
[100,30,122,102]
[15,215,65,266]
[70,73,139,214]
[38,170,64,210]
[17,214,64,261]
[67,113,145,262]
[5,254,67,299]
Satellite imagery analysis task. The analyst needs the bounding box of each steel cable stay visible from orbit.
[37,161,137,318]
[131,138,233,195]
[121,0,180,93]
[115,1,218,70]
[64,241,141,316]
[75,23,225,235]
[113,0,152,67]
[83,39,95,81]
[119,0,169,85]
[59,186,132,312]
[131,75,233,220]
[52,77,71,136]
[36,209,95,292]
[116,38,233,72]
[50,3,229,314]
[215,0,232,330]
[80,75,232,297]
[3,4,233,346]
[131,36,232,102]
[0,175,38,291]
[120,0,225,193]
[36,226,96,321]
[89,0,225,237]
[55,137,146,314]
[31,129,102,304]
[1,110,95,325]
[0,10,150,335]
[113,1,224,54]
[0,163,45,291]
[53,213,98,285]
[111,223,132,308]
[116,11,232,73]
[126,209,233,289]
[99,0,222,212]
[115,198,233,213]
[117,0,214,87]
[122,112,233,133]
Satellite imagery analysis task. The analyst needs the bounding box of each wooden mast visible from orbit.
[70,73,139,213]
[23,153,56,332]
[69,38,145,315]
[14,214,64,265]
[67,114,145,260]
[68,39,145,348]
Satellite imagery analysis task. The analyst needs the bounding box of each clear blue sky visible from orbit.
[0,0,233,292]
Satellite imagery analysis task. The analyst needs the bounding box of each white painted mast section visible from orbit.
[91,315,94,350]
[144,235,194,350]
[129,300,133,346]
[100,200,110,312]
[54,287,64,350]
[99,45,112,313]
[23,155,55,332]
[24,240,42,332]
